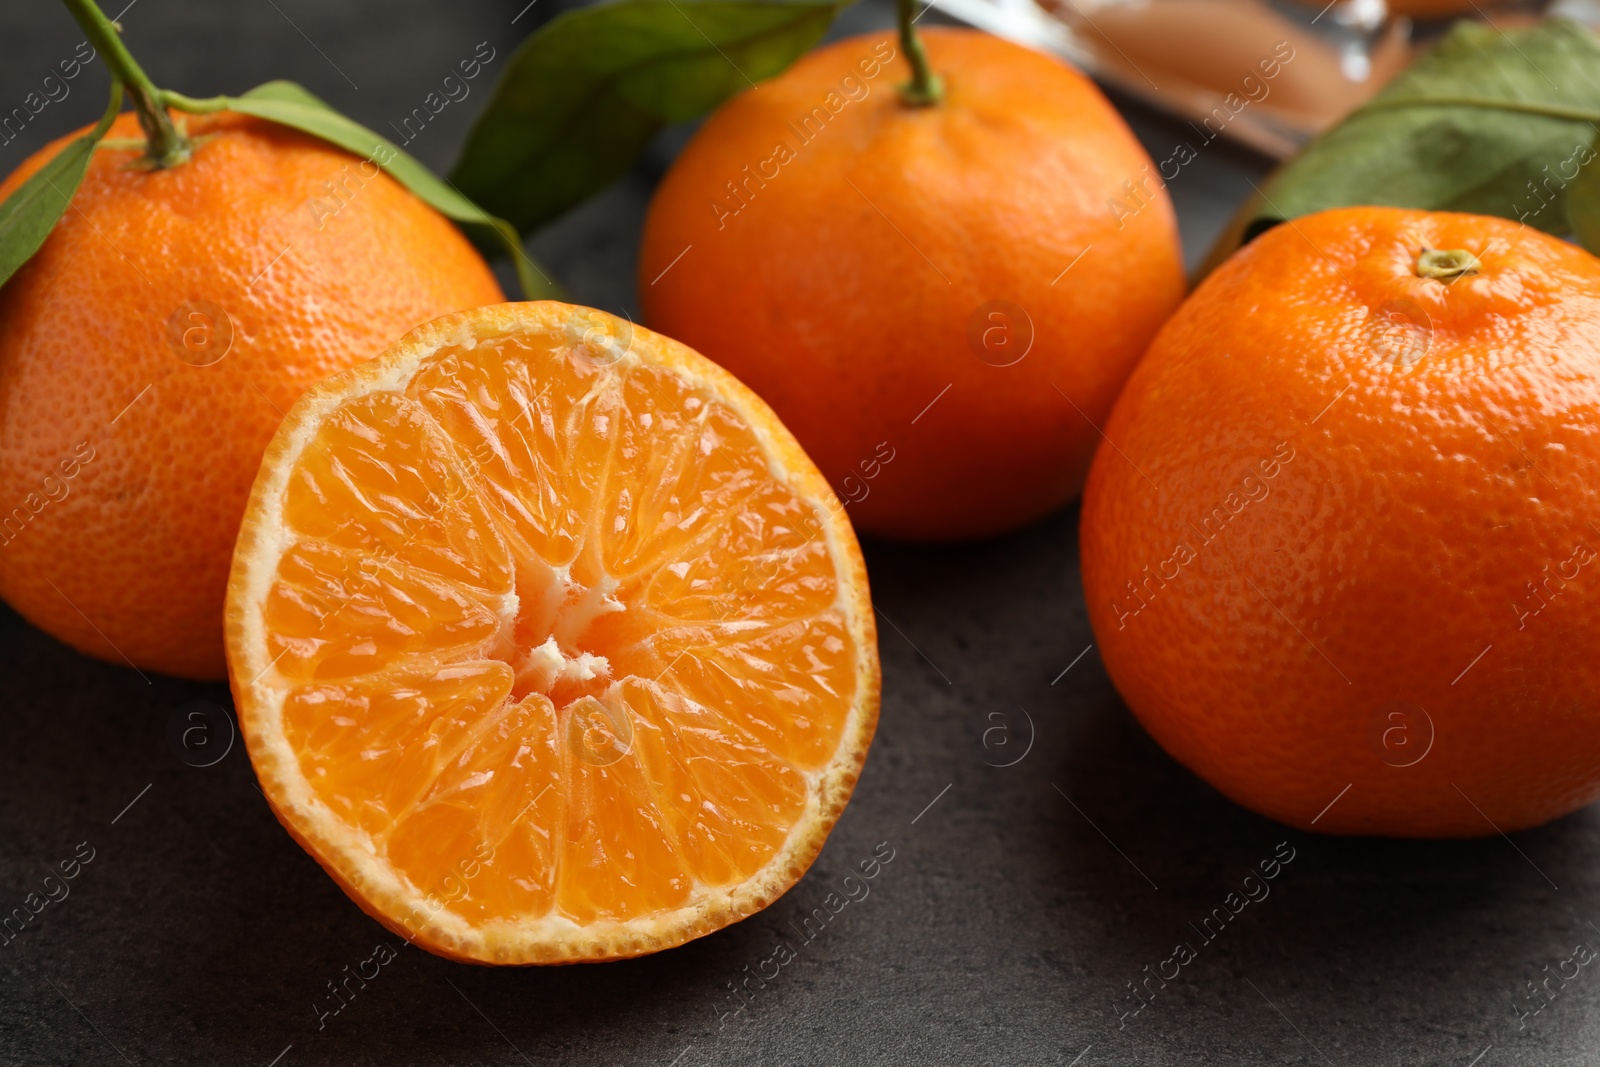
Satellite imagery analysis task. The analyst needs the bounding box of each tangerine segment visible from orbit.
[226,302,879,963]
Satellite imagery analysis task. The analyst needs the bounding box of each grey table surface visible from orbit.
[0,2,1594,1065]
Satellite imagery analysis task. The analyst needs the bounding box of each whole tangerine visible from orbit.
[0,110,504,679]
[639,28,1185,541]
[1081,205,1600,836]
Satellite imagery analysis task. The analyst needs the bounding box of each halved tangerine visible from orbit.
[224,302,879,963]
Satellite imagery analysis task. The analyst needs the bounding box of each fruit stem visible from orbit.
[161,92,230,115]
[60,0,191,168]
[895,0,944,107]
[1416,248,1480,282]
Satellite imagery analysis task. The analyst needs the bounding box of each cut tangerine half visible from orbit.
[224,302,879,963]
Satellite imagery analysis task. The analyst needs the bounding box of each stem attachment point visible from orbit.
[62,0,192,169]
[1416,248,1480,282]
[895,0,944,107]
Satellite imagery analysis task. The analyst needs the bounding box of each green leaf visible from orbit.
[1568,132,1600,252]
[0,82,121,290]
[451,0,851,234]
[1211,19,1600,267]
[170,81,561,299]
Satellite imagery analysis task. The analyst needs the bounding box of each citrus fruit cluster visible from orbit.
[0,0,1185,962]
[9,0,1600,968]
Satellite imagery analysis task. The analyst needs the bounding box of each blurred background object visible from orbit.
[927,0,1530,157]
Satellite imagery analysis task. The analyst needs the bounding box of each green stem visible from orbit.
[1352,95,1600,125]
[92,79,125,137]
[895,0,943,107]
[162,91,231,115]
[60,0,191,167]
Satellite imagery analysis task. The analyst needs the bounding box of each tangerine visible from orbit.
[639,28,1185,540]
[225,301,879,962]
[0,110,504,679]
[1082,206,1600,836]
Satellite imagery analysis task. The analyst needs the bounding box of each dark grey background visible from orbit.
[0,2,1592,1065]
